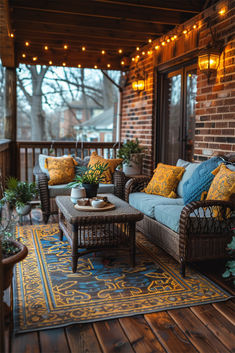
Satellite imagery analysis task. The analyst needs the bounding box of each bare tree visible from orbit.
[17,65,120,141]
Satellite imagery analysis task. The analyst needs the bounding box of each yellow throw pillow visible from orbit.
[88,152,123,184]
[143,163,185,198]
[45,156,78,186]
[206,164,235,201]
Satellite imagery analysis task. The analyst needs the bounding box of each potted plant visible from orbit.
[67,161,108,198]
[117,139,145,176]
[0,177,38,216]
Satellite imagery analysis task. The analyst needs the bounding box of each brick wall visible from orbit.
[121,0,235,174]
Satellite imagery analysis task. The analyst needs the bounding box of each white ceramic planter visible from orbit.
[123,153,143,176]
[16,204,31,216]
[70,187,86,204]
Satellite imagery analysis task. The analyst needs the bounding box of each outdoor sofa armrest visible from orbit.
[33,165,50,220]
[179,199,234,260]
[113,169,126,200]
[125,176,151,202]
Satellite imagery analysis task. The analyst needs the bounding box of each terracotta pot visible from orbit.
[2,240,28,291]
[82,183,99,198]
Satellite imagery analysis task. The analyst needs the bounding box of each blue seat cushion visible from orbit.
[129,192,184,218]
[154,205,184,232]
[49,183,114,198]
[154,205,213,233]
[183,157,222,205]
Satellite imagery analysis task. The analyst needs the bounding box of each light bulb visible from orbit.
[101,50,105,54]
[82,46,86,51]
[64,44,68,50]
[44,45,48,50]
[25,41,29,46]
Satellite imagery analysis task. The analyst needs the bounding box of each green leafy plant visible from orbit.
[222,231,235,286]
[117,139,145,166]
[0,177,38,208]
[67,161,108,188]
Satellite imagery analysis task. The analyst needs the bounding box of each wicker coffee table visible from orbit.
[56,194,143,272]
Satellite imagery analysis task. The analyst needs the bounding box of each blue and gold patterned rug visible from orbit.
[13,224,231,333]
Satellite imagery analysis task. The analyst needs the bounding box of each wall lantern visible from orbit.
[198,47,220,81]
[132,78,145,92]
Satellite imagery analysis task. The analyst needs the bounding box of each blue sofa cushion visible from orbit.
[176,160,200,198]
[49,183,114,198]
[183,157,222,205]
[154,205,184,233]
[129,192,184,218]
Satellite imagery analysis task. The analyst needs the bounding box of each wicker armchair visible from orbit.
[34,164,126,223]
[125,176,234,276]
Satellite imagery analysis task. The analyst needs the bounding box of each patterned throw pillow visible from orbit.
[88,152,123,184]
[207,164,235,201]
[45,156,78,186]
[206,164,235,219]
[143,163,185,198]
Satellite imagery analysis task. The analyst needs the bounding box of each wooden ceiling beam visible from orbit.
[0,0,15,67]
[14,20,164,41]
[11,2,189,25]
[11,8,174,31]
[90,0,203,13]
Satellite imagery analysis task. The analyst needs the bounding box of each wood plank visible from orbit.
[39,328,70,353]
[93,319,135,353]
[145,312,198,353]
[168,307,230,353]
[191,304,235,352]
[12,1,187,25]
[0,0,15,67]
[12,332,40,353]
[119,315,166,353]
[212,300,235,325]
[66,324,102,353]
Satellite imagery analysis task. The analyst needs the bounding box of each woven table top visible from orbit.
[56,194,143,225]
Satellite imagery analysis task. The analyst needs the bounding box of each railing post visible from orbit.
[4,67,17,178]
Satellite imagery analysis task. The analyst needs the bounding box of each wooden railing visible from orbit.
[16,141,122,182]
[0,139,11,196]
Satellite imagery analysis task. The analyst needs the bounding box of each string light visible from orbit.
[167,38,170,43]
[121,61,125,65]
[142,51,145,55]
[94,65,98,69]
[107,64,111,68]
[62,62,66,66]
[132,57,135,61]
[219,8,226,15]
[193,24,197,29]
[118,49,123,54]
[22,53,26,58]
[183,30,187,34]
[174,35,177,39]
[148,39,152,43]
[10,33,14,38]
[25,41,29,46]
[155,45,159,50]
[64,44,68,50]
[78,64,81,68]
[101,50,105,54]
[171,36,175,41]
[33,56,37,61]
[82,46,86,51]
[147,50,152,55]
[44,45,48,50]
[49,60,53,65]
[136,47,140,51]
[161,41,166,46]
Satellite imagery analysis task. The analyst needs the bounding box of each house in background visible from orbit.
[60,98,103,139]
[75,104,117,142]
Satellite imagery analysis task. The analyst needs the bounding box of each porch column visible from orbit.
[4,67,17,178]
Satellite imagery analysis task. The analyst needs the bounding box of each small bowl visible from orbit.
[91,199,106,208]
[77,198,90,206]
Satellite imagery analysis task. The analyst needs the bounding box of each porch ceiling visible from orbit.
[1,0,208,70]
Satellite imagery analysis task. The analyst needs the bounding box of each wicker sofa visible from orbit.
[125,156,235,276]
[34,163,126,223]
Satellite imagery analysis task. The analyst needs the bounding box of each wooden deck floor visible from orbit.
[9,209,235,353]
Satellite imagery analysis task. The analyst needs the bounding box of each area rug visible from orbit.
[13,224,232,333]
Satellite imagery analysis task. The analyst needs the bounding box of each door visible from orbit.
[158,64,197,165]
